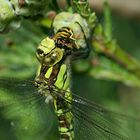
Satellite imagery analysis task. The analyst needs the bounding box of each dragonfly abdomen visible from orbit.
[54,92,74,140]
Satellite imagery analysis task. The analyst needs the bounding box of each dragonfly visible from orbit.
[0,12,140,140]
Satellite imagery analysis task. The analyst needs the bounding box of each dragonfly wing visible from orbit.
[54,88,140,140]
[0,78,54,140]
[71,93,140,140]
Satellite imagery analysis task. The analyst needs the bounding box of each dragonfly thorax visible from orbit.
[34,78,54,104]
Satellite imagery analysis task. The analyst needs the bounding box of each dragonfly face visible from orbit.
[36,37,64,67]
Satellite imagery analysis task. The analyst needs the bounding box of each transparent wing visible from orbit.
[54,88,140,140]
[0,77,54,140]
[1,78,140,140]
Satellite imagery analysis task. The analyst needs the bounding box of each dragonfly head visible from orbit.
[37,37,64,66]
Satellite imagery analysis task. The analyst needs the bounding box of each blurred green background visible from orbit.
[0,0,140,140]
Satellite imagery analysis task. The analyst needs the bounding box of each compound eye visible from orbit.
[37,49,44,56]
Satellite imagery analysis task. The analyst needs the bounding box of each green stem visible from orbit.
[93,26,140,78]
[72,0,97,29]
[103,1,112,42]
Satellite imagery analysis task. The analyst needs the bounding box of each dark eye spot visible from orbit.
[37,49,44,55]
